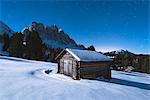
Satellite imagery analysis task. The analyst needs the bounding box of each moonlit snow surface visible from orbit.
[0,56,149,100]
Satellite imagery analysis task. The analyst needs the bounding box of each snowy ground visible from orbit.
[0,56,149,100]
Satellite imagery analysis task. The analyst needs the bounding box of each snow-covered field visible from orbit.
[0,56,149,100]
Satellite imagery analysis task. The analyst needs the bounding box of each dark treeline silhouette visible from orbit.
[26,31,43,60]
[87,45,95,51]
[9,32,24,57]
[0,31,96,62]
[2,33,10,51]
[1,31,46,61]
[104,51,150,74]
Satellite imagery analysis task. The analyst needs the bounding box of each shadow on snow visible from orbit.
[0,56,31,63]
[98,78,150,90]
[119,72,149,78]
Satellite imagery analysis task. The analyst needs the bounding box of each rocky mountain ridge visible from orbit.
[22,22,77,48]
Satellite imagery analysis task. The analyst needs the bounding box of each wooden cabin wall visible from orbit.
[80,61,111,79]
[59,59,64,74]
[59,52,78,79]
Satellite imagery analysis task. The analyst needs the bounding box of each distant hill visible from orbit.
[104,49,135,56]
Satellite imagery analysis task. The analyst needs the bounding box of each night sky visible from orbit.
[0,0,149,54]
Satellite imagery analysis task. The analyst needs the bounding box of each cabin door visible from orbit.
[64,60,72,76]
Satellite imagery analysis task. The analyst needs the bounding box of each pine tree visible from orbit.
[2,33,10,51]
[26,31,43,60]
[87,45,95,51]
[9,32,24,57]
[77,44,86,50]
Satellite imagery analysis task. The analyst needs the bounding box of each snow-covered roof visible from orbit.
[66,48,112,62]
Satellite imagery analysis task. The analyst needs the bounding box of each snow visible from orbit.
[66,48,112,61]
[43,39,77,49]
[0,56,149,100]
[58,29,63,32]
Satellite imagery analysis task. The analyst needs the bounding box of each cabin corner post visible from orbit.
[72,60,76,79]
[106,62,112,79]
[108,62,112,79]
[57,62,60,73]
[59,59,64,74]
[76,61,80,80]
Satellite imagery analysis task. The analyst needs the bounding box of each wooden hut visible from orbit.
[55,48,112,80]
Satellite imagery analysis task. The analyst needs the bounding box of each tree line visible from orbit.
[0,31,96,61]
[105,51,150,74]
[1,31,43,60]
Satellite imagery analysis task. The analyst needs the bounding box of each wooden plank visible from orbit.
[80,61,111,66]
[80,64,111,79]
[59,59,64,73]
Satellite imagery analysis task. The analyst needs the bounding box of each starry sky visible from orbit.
[0,0,149,54]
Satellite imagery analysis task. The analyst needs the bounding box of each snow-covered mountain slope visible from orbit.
[0,21,14,36]
[0,56,149,100]
[22,22,77,48]
[104,49,135,56]
[0,21,14,55]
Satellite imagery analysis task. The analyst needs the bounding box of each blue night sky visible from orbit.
[0,0,149,54]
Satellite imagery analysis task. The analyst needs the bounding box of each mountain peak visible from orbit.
[22,21,77,48]
[0,21,14,36]
[104,49,134,56]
